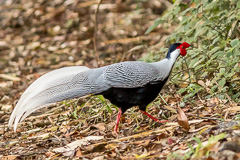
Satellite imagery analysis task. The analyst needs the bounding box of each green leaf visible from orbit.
[211,85,218,94]
[182,7,193,15]
[177,88,187,94]
[145,18,163,34]
[212,37,220,46]
[192,137,202,144]
[230,39,240,47]
[65,19,73,28]
[189,57,200,68]
[237,1,240,8]
[209,47,221,54]
[195,64,205,71]
[204,1,218,10]
[212,51,226,59]
[219,78,226,88]
[220,68,225,74]
[209,133,226,143]
[194,27,208,40]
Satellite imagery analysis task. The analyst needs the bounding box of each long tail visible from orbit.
[8,66,95,131]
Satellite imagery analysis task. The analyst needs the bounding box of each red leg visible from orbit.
[140,110,168,123]
[114,108,122,135]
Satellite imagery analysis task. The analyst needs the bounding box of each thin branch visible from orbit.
[214,80,233,105]
[84,126,174,148]
[159,94,168,105]
[184,58,192,84]
[170,67,194,82]
[93,0,103,67]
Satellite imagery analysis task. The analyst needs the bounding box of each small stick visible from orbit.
[184,58,191,84]
[213,80,233,120]
[159,94,168,105]
[84,126,174,151]
[93,0,103,67]
[214,80,233,104]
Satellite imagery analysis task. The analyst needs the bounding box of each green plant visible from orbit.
[234,114,240,120]
[168,133,226,159]
[146,0,240,102]
[191,133,226,159]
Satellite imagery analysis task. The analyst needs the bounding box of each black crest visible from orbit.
[166,43,181,59]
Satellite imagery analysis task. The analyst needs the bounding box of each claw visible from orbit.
[157,120,169,123]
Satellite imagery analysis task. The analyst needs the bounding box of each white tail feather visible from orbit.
[9,66,90,131]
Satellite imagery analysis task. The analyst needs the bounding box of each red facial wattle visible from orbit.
[177,42,190,56]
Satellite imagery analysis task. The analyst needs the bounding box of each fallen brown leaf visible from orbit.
[167,138,174,145]
[177,106,190,131]
[0,74,20,81]
[105,142,119,150]
[134,139,151,147]
[92,156,105,160]
[75,148,83,157]
[0,155,20,160]
[224,106,240,113]
[211,97,220,105]
[45,151,55,157]
[53,136,104,156]
[93,123,106,131]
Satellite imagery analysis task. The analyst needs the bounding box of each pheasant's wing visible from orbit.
[103,61,160,88]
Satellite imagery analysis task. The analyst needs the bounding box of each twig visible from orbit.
[120,45,144,62]
[26,113,55,120]
[214,80,233,105]
[93,0,103,67]
[195,116,221,120]
[228,20,238,38]
[170,68,194,81]
[184,58,192,84]
[84,126,174,150]
[197,93,204,104]
[46,103,66,114]
[224,110,230,120]
[202,14,225,38]
[47,116,54,125]
[159,0,172,8]
[214,80,232,120]
[159,94,168,105]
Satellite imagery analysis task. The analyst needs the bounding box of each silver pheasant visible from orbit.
[9,42,190,134]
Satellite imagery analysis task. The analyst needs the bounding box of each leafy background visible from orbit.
[146,0,240,102]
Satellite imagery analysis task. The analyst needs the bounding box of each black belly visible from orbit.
[99,78,168,113]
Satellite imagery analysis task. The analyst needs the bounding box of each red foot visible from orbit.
[113,108,122,135]
[140,110,168,123]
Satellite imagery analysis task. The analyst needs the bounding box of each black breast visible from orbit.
[99,78,168,113]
